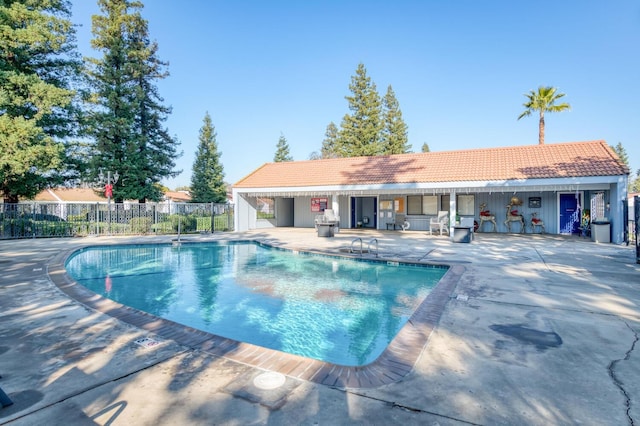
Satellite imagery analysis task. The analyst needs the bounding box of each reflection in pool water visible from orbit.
[65,241,447,366]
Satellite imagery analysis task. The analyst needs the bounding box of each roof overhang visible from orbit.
[233,175,624,198]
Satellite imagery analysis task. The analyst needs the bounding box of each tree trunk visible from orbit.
[538,111,545,145]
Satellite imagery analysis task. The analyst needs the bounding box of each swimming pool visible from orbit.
[65,241,448,366]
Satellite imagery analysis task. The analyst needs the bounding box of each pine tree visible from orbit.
[190,112,226,203]
[0,0,81,202]
[609,143,636,193]
[381,85,410,154]
[611,143,636,193]
[336,63,383,157]
[421,143,430,153]
[87,0,180,203]
[274,133,293,162]
[611,142,629,167]
[321,122,339,159]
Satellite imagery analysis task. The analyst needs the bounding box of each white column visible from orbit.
[449,190,457,239]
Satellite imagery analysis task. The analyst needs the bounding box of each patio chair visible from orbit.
[429,211,449,235]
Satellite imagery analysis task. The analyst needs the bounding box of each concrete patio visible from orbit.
[0,228,639,425]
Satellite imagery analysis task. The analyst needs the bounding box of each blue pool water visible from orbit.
[65,241,448,366]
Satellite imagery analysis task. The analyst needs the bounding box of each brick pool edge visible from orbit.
[46,242,463,389]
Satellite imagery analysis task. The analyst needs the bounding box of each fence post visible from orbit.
[31,202,36,238]
[211,203,215,233]
[635,196,639,264]
[622,198,628,246]
[177,204,181,241]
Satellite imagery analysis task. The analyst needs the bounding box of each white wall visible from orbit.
[235,195,256,232]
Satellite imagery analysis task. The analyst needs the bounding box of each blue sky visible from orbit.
[70,1,640,189]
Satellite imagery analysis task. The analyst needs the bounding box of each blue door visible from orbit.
[559,194,580,234]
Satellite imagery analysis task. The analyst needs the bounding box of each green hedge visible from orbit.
[1,218,79,237]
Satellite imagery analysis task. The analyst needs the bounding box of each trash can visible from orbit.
[453,226,471,243]
[317,223,335,237]
[591,221,610,243]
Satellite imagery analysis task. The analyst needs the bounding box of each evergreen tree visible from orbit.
[421,143,430,153]
[274,133,293,162]
[0,0,82,202]
[190,112,226,203]
[609,143,635,193]
[611,142,629,167]
[87,0,180,203]
[321,122,339,159]
[381,85,410,154]
[336,63,383,157]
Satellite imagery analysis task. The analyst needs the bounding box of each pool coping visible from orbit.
[46,239,463,390]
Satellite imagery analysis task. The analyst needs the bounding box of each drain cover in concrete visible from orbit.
[224,370,300,409]
[253,372,286,390]
[133,337,160,349]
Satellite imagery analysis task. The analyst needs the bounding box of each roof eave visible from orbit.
[233,175,625,197]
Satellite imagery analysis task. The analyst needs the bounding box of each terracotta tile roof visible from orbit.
[32,190,58,202]
[33,188,106,202]
[234,140,629,188]
[164,191,191,202]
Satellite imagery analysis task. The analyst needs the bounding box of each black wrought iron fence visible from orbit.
[0,202,234,239]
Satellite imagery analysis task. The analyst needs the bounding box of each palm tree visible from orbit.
[518,86,571,145]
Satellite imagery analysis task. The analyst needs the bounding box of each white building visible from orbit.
[233,140,629,243]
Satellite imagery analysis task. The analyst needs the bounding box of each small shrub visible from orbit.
[170,214,197,232]
[129,217,153,234]
[196,217,212,232]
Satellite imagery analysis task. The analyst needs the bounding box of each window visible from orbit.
[407,195,438,215]
[422,196,437,215]
[441,195,450,211]
[405,195,474,215]
[407,195,422,215]
[256,197,275,219]
[457,195,475,216]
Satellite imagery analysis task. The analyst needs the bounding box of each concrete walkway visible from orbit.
[0,229,639,425]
